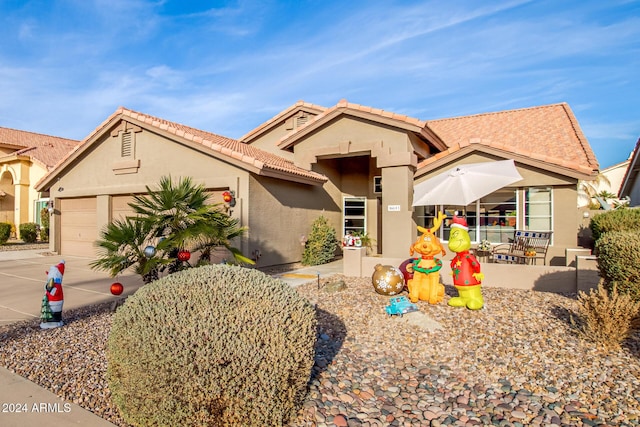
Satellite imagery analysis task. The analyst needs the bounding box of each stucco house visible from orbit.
[619,137,640,207]
[35,100,598,266]
[0,127,79,238]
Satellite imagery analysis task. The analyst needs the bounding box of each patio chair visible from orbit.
[491,230,553,265]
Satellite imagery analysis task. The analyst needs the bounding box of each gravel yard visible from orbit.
[1,272,639,426]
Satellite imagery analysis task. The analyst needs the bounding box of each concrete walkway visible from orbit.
[0,250,343,426]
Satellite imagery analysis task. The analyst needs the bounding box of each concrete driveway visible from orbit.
[0,251,144,327]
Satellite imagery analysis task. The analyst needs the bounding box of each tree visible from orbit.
[579,173,613,209]
[91,176,252,283]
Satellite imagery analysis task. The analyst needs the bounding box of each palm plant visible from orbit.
[91,176,252,283]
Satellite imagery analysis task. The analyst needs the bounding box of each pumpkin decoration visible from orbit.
[372,264,405,296]
[110,282,124,296]
[524,247,537,257]
[177,249,191,262]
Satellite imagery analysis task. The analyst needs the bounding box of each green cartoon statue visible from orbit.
[448,216,484,310]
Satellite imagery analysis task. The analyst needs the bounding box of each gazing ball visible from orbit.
[372,264,405,296]
[143,245,156,258]
[110,282,124,296]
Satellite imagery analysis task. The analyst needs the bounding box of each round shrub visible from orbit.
[595,230,640,301]
[589,208,640,243]
[0,222,10,245]
[19,222,38,243]
[107,264,317,427]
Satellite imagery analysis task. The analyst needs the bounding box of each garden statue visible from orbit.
[371,264,405,295]
[448,216,484,310]
[40,260,65,329]
[406,212,446,304]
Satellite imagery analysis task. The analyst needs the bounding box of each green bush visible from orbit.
[40,208,50,242]
[595,230,640,302]
[107,265,317,427]
[589,208,640,243]
[302,215,339,266]
[0,222,10,245]
[18,222,38,243]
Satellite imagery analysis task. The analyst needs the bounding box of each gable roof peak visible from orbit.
[36,106,327,191]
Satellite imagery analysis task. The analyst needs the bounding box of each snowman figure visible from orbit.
[40,260,65,329]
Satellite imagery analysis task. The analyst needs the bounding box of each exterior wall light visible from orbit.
[222,190,236,207]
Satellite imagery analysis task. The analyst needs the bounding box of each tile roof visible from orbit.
[0,127,79,170]
[420,103,599,176]
[39,107,326,189]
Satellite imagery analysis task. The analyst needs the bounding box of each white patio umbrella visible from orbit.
[413,159,523,206]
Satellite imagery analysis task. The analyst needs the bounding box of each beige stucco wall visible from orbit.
[247,174,340,266]
[291,116,419,170]
[46,125,250,256]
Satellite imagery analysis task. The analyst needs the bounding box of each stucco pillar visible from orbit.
[14,182,30,235]
[96,195,111,236]
[381,166,415,258]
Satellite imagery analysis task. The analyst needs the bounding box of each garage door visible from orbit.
[111,195,137,221]
[60,197,97,257]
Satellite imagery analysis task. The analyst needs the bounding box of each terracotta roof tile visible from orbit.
[0,126,79,170]
[421,103,599,175]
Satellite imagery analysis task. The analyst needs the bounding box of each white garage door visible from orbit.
[60,197,97,257]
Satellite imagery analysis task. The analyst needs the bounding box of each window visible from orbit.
[373,176,382,193]
[415,188,518,244]
[525,187,552,231]
[343,197,366,236]
[34,199,49,226]
[478,189,518,243]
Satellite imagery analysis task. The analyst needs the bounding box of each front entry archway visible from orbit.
[0,171,15,224]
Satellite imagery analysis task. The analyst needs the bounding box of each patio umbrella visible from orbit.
[413,159,523,206]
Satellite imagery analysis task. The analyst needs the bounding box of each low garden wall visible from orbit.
[343,247,600,294]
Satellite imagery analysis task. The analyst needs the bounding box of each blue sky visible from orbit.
[0,0,638,169]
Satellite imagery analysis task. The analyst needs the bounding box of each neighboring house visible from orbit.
[619,137,640,206]
[577,156,631,209]
[0,127,79,238]
[35,100,599,266]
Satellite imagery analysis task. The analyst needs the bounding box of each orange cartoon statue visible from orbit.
[406,212,446,304]
[448,216,484,310]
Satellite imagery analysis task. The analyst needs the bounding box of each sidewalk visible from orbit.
[0,366,117,427]
[0,251,342,426]
[270,258,343,287]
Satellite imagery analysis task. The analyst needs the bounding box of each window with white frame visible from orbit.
[525,187,552,231]
[343,197,366,236]
[34,199,49,226]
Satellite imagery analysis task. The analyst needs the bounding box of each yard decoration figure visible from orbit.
[371,264,405,296]
[406,212,446,304]
[448,216,484,310]
[40,260,65,329]
[385,295,419,316]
